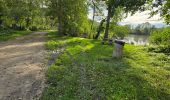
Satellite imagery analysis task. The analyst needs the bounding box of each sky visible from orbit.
[88,10,167,28]
[119,10,166,28]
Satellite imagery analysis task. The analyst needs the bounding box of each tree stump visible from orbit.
[113,40,125,58]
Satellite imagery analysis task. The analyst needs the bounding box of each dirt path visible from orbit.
[0,32,47,100]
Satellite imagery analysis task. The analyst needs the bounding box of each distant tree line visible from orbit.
[0,0,56,31]
[0,0,169,40]
[129,22,156,35]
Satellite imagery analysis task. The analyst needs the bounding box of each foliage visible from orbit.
[102,0,149,40]
[149,0,170,24]
[0,0,53,30]
[150,27,170,45]
[48,0,90,36]
[110,25,130,39]
[41,32,170,100]
[147,45,170,55]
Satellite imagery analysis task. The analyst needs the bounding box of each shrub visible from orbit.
[111,25,130,39]
[150,27,170,45]
[147,45,170,55]
[46,40,59,50]
[46,40,65,50]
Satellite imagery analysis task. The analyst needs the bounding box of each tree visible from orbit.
[150,0,170,24]
[150,27,170,45]
[102,0,148,41]
[0,0,8,28]
[0,0,4,27]
[94,18,105,39]
[0,0,50,30]
[133,22,154,35]
[48,0,90,36]
[110,25,130,39]
[88,0,104,34]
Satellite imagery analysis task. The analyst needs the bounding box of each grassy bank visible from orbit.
[42,32,170,100]
[0,30,32,42]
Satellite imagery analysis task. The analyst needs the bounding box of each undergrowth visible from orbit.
[0,30,31,42]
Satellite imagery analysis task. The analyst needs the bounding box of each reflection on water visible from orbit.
[124,34,149,45]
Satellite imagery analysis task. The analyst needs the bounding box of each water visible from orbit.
[124,34,149,45]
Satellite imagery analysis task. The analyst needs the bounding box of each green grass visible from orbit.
[0,30,32,42]
[41,32,170,100]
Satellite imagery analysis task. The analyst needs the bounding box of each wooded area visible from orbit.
[0,0,170,37]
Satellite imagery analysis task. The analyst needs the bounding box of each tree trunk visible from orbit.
[0,16,3,27]
[91,0,96,31]
[26,17,30,28]
[0,20,2,28]
[57,1,65,35]
[58,16,63,35]
[94,18,105,39]
[103,4,112,41]
[88,0,96,38]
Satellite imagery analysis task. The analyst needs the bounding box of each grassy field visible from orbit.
[41,32,170,100]
[0,30,32,42]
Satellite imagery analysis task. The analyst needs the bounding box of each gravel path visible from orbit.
[0,32,47,100]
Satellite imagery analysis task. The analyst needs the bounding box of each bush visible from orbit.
[46,40,65,50]
[147,45,170,55]
[150,27,170,45]
[46,40,59,50]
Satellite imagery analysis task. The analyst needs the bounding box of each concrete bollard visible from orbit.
[113,40,125,58]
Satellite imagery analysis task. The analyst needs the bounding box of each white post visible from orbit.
[113,40,125,58]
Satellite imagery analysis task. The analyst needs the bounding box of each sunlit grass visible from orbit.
[41,32,170,100]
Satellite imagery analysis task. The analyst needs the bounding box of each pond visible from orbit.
[124,34,150,45]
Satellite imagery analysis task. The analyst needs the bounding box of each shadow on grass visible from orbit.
[81,43,170,99]
[42,33,170,100]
